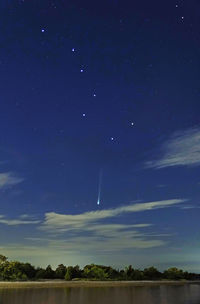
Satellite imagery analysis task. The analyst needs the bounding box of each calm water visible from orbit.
[0,284,200,304]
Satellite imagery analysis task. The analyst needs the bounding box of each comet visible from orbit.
[97,169,103,205]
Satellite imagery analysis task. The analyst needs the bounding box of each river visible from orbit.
[0,283,200,304]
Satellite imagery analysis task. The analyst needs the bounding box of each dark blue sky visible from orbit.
[0,0,200,271]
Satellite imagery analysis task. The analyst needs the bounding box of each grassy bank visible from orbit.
[0,280,199,289]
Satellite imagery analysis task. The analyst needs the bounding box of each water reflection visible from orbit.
[0,284,200,304]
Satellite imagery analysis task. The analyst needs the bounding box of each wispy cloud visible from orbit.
[0,172,24,189]
[0,215,40,226]
[180,205,200,210]
[27,226,166,253]
[40,199,184,233]
[36,199,184,252]
[0,200,185,262]
[146,127,200,169]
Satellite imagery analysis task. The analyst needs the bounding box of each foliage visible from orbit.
[65,266,74,281]
[124,265,145,280]
[35,268,46,280]
[143,267,162,280]
[0,261,28,281]
[83,264,108,280]
[65,265,81,281]
[163,267,184,280]
[55,264,67,279]
[44,265,55,279]
[0,254,199,281]
[0,255,7,264]
[21,263,36,279]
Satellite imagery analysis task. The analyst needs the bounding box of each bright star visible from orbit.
[72,48,75,52]
[80,69,84,72]
[82,113,86,117]
[41,29,45,33]
[111,137,114,141]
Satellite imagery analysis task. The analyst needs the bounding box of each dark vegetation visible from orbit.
[0,255,199,281]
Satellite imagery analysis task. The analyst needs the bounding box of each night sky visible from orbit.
[0,0,200,271]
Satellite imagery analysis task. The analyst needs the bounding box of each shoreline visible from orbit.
[0,280,199,289]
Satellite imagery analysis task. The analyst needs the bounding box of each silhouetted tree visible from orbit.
[65,266,74,281]
[21,263,36,279]
[163,267,184,280]
[44,265,55,279]
[0,253,199,282]
[35,268,46,279]
[124,266,145,280]
[0,255,7,264]
[55,264,66,279]
[83,265,108,280]
[143,267,162,280]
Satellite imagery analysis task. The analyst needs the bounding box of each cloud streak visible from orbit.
[0,199,185,261]
[40,199,184,233]
[146,127,200,169]
[0,215,40,226]
[30,199,184,254]
[0,172,24,189]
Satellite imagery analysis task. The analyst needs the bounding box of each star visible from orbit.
[82,113,86,117]
[111,137,114,141]
[72,48,75,52]
[93,93,96,97]
[131,122,134,126]
[41,29,45,33]
[80,69,84,73]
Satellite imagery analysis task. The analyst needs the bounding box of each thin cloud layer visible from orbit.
[0,215,40,226]
[0,172,24,189]
[146,127,200,169]
[40,199,184,233]
[0,199,185,261]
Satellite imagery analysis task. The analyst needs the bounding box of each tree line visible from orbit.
[0,254,199,281]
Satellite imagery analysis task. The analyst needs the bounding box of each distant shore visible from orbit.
[0,280,199,289]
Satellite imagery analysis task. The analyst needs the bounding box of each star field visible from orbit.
[0,0,200,270]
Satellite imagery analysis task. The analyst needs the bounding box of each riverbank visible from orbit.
[0,280,199,289]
